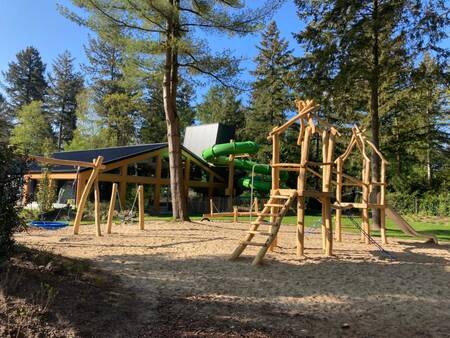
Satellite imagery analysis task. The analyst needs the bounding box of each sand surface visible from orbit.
[16,221,450,337]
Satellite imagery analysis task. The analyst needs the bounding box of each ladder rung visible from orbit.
[257,213,278,217]
[251,221,278,226]
[265,203,285,208]
[270,195,290,199]
[247,230,272,236]
[241,241,266,247]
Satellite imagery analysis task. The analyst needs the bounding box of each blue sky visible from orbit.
[0,1,303,102]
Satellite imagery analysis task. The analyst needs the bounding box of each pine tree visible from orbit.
[10,101,54,155]
[196,86,245,136]
[48,51,84,150]
[83,36,139,146]
[244,21,294,162]
[60,0,281,220]
[3,47,48,110]
[0,94,11,142]
[65,89,112,150]
[294,0,449,224]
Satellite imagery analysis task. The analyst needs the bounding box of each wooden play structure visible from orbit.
[30,155,146,236]
[230,99,438,265]
[230,99,340,265]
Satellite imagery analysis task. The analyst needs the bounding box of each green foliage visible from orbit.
[9,101,54,155]
[196,86,245,136]
[0,143,28,261]
[65,89,112,150]
[389,191,450,216]
[48,51,84,150]
[244,21,295,162]
[3,46,48,110]
[36,169,57,214]
[0,93,11,142]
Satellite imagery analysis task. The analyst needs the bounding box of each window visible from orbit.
[127,157,156,177]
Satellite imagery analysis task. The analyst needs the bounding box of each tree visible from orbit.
[60,0,281,220]
[140,79,195,143]
[0,94,11,142]
[196,85,245,136]
[3,47,48,110]
[294,0,449,224]
[0,143,27,260]
[245,21,294,162]
[9,101,54,155]
[48,51,84,150]
[65,89,112,150]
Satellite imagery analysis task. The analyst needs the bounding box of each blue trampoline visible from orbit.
[29,221,69,230]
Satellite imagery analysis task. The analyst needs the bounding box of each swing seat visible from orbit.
[30,221,69,230]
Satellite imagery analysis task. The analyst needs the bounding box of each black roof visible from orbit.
[30,143,167,173]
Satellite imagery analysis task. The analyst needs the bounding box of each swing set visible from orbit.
[30,155,145,236]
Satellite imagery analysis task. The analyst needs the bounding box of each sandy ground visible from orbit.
[16,221,450,337]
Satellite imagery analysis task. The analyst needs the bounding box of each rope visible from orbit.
[333,202,395,260]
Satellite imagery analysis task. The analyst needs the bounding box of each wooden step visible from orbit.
[270,195,290,199]
[251,221,278,226]
[241,241,266,247]
[257,213,278,217]
[265,203,285,208]
[247,230,272,236]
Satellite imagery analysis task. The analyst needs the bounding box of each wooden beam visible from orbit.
[106,183,118,234]
[73,156,104,235]
[94,178,101,237]
[32,155,106,169]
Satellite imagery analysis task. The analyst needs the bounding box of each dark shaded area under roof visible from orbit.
[30,143,167,173]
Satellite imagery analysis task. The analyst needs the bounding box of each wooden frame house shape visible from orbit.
[334,125,388,245]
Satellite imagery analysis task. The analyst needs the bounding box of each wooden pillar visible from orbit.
[138,185,144,230]
[361,159,371,244]
[209,198,214,217]
[233,206,238,223]
[335,157,343,241]
[297,126,311,257]
[94,178,101,236]
[106,183,118,234]
[321,130,333,256]
[208,173,214,200]
[154,153,162,214]
[119,165,127,209]
[270,133,280,251]
[380,160,387,244]
[226,151,235,210]
[73,156,104,235]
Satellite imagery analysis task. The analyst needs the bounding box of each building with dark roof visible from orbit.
[25,143,225,214]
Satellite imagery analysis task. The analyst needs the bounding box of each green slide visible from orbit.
[201,141,286,192]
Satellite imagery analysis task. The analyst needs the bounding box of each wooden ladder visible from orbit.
[229,191,297,265]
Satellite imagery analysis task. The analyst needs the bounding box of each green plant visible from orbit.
[0,143,28,261]
[36,168,57,213]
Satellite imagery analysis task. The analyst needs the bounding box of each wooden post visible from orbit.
[209,198,214,217]
[73,156,104,235]
[233,206,238,223]
[94,178,101,237]
[361,159,371,244]
[321,130,333,256]
[335,157,343,241]
[380,160,387,244]
[270,133,280,251]
[106,183,118,234]
[254,197,259,213]
[138,185,144,230]
[227,152,235,210]
[75,172,87,208]
[119,165,127,209]
[297,126,311,257]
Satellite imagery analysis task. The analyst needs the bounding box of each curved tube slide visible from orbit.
[202,141,286,192]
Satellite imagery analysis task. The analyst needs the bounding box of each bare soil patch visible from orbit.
[15,221,450,337]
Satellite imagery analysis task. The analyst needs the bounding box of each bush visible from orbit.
[0,143,28,261]
[388,191,450,216]
[36,168,57,213]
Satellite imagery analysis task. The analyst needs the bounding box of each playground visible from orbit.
[16,220,450,337]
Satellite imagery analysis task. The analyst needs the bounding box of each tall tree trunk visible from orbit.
[163,0,189,221]
[370,0,381,227]
[426,100,432,186]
